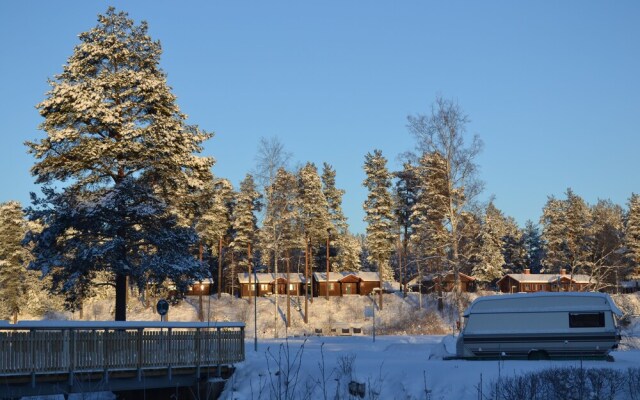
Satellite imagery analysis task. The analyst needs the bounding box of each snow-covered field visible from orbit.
[18,292,640,399]
[220,334,640,400]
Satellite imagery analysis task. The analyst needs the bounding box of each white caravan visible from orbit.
[456,292,622,359]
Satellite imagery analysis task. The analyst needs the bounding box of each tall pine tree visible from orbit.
[625,193,640,279]
[0,202,29,323]
[230,174,261,295]
[411,152,451,310]
[472,202,507,285]
[25,8,213,320]
[363,150,394,309]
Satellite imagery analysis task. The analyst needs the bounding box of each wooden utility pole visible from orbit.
[304,239,309,324]
[326,231,330,300]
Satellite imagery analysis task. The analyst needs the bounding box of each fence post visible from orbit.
[195,328,201,379]
[167,327,172,381]
[30,329,35,388]
[68,329,75,388]
[103,329,109,383]
[137,328,143,381]
[217,327,222,377]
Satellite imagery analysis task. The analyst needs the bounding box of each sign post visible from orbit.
[364,300,376,343]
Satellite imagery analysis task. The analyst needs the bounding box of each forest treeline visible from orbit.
[1,8,639,322]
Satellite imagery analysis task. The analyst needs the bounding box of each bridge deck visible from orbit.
[0,321,245,398]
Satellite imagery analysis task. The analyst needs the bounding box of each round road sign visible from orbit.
[156,299,169,316]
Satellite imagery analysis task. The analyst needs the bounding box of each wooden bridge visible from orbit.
[0,320,245,398]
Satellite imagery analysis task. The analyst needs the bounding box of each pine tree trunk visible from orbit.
[218,238,223,299]
[115,273,127,321]
[199,242,204,322]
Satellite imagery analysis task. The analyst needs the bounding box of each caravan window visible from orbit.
[569,312,605,328]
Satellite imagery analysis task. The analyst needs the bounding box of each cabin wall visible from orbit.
[317,282,342,297]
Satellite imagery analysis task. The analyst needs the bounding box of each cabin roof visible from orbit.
[313,271,380,282]
[407,272,475,286]
[237,273,305,284]
[497,273,594,284]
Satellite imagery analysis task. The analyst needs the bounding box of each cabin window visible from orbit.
[329,283,335,290]
[289,284,296,291]
[569,312,605,328]
[250,284,256,292]
[524,284,530,291]
[260,284,269,291]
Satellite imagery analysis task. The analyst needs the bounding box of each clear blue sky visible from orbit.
[1,1,638,234]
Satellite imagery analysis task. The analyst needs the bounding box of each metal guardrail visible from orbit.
[0,321,245,395]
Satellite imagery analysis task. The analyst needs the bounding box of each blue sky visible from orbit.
[1,1,638,234]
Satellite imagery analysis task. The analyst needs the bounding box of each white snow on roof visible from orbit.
[237,272,306,284]
[313,271,380,282]
[499,273,595,284]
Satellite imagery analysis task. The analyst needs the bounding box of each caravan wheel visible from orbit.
[527,350,550,361]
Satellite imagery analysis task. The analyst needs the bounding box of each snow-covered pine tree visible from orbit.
[321,162,352,272]
[322,162,347,235]
[26,179,205,315]
[625,193,640,279]
[590,199,624,287]
[501,218,528,274]
[336,233,362,272]
[298,163,330,310]
[457,211,483,275]
[230,174,261,296]
[407,96,483,325]
[363,150,395,309]
[0,202,29,323]
[394,162,420,293]
[564,189,594,280]
[472,202,506,286]
[522,220,544,273]
[411,151,450,310]
[25,8,213,320]
[541,189,594,287]
[198,178,234,298]
[541,195,568,272]
[262,168,299,333]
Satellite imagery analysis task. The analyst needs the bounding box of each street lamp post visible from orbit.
[326,228,332,301]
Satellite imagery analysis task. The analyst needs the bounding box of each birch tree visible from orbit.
[25,8,212,320]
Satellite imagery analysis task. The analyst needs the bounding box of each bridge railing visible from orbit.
[0,321,245,376]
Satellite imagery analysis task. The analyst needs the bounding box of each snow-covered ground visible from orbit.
[18,291,640,399]
[221,334,640,400]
